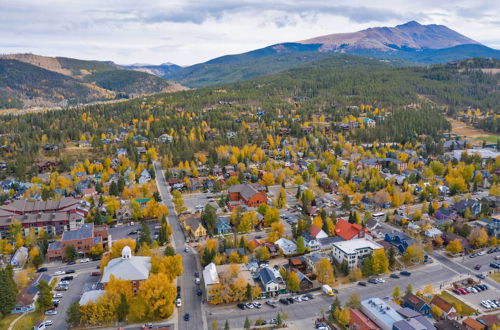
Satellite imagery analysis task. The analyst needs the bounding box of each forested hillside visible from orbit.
[0,55,497,177]
[0,54,182,109]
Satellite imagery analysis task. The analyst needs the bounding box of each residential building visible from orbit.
[0,197,89,238]
[258,267,284,296]
[309,224,328,239]
[424,228,443,238]
[203,263,220,301]
[10,247,28,268]
[101,246,151,293]
[462,317,485,330]
[11,273,52,314]
[453,199,482,217]
[349,309,380,330]
[402,293,430,316]
[303,252,330,271]
[47,223,108,260]
[332,238,383,268]
[227,183,267,208]
[293,269,313,291]
[184,217,207,239]
[215,216,232,235]
[430,296,457,319]
[384,231,416,253]
[435,207,457,220]
[476,314,500,329]
[335,219,370,241]
[301,234,320,251]
[274,238,297,256]
[318,236,345,252]
[138,169,151,184]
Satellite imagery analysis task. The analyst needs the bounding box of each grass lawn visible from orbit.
[0,314,20,329]
[439,291,476,316]
[475,135,500,143]
[490,272,500,283]
[15,312,44,330]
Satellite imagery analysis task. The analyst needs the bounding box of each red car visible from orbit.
[91,271,101,276]
[474,264,481,270]
[458,288,468,294]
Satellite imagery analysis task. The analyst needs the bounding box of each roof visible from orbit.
[462,317,485,330]
[79,290,105,305]
[335,219,367,240]
[430,296,454,313]
[333,238,383,255]
[0,197,82,214]
[362,298,403,328]
[185,217,203,230]
[394,316,436,330]
[318,236,344,247]
[228,183,264,200]
[101,252,151,283]
[476,314,499,327]
[259,267,283,285]
[403,293,428,311]
[203,263,219,286]
[62,223,94,241]
[349,309,380,329]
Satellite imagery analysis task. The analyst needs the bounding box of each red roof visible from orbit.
[310,224,323,237]
[334,219,367,240]
[349,309,380,330]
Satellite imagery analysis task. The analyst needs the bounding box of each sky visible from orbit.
[0,0,499,66]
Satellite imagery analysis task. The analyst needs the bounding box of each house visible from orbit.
[184,217,207,238]
[435,207,457,221]
[291,269,313,292]
[101,246,151,292]
[435,320,467,330]
[228,183,267,208]
[258,267,284,296]
[11,273,52,314]
[349,309,380,330]
[47,223,108,260]
[288,257,306,272]
[309,224,328,239]
[302,234,320,251]
[402,293,431,316]
[385,231,416,253]
[335,219,370,241]
[453,199,482,217]
[476,314,500,329]
[215,216,232,235]
[158,134,173,143]
[203,263,220,301]
[462,317,485,330]
[11,247,28,268]
[274,238,297,256]
[430,296,457,319]
[138,169,151,184]
[424,228,443,238]
[332,238,383,268]
[303,252,330,271]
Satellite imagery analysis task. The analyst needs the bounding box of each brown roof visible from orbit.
[431,296,454,313]
[462,317,485,330]
[476,314,499,327]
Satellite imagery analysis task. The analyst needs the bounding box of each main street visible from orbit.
[206,262,460,329]
[154,162,206,330]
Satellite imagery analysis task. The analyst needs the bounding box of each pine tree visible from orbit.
[0,266,18,316]
[116,293,129,322]
[244,317,251,329]
[109,181,119,196]
[224,320,230,330]
[66,301,81,326]
[388,246,396,270]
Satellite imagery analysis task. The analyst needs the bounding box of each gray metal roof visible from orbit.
[62,223,94,241]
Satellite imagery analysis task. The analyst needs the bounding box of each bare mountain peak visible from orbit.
[298,21,480,52]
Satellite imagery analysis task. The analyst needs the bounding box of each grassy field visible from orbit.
[475,135,500,144]
[0,314,20,329]
[439,291,476,316]
[448,117,500,145]
[0,312,44,330]
[490,272,500,283]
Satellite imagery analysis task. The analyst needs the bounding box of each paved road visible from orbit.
[206,263,460,329]
[154,162,206,330]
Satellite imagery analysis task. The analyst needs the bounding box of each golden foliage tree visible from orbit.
[138,273,177,319]
[315,258,335,285]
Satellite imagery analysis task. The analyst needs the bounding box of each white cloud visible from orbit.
[0,0,498,65]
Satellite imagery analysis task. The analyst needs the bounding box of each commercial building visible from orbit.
[227,183,267,209]
[46,223,108,260]
[332,238,383,268]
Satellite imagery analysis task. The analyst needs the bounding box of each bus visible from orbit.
[372,212,385,221]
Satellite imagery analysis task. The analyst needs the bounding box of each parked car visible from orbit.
[44,320,53,326]
[495,255,500,260]
[245,302,254,309]
[65,269,75,274]
[476,274,486,279]
[358,281,367,286]
[61,276,73,281]
[37,267,48,273]
[390,274,400,279]
[143,323,153,329]
[128,230,138,235]
[293,296,302,303]
[279,298,289,305]
[477,251,486,256]
[80,258,90,263]
[253,301,262,308]
[54,270,65,276]
[54,293,63,299]
[266,300,277,308]
[91,271,101,276]
[400,271,411,276]
[286,297,295,304]
[196,289,203,296]
[305,293,314,300]
[237,303,246,310]
[175,298,182,307]
[469,253,478,258]
[45,309,57,315]
[368,278,378,284]
[184,313,190,321]
[474,264,481,270]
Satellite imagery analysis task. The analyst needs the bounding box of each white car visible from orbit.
[54,293,63,299]
[59,280,69,286]
[481,301,490,309]
[80,258,90,263]
[45,310,57,316]
[477,251,486,256]
[44,320,53,326]
[175,298,182,307]
[54,271,65,276]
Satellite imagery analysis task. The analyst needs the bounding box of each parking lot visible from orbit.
[182,192,223,213]
[448,279,499,311]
